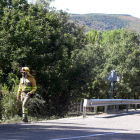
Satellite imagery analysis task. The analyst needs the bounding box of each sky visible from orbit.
[50,0,140,19]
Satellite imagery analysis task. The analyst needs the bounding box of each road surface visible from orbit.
[0,111,140,140]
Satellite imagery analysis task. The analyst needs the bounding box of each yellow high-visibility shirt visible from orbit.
[17,75,37,97]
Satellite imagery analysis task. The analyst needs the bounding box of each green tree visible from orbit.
[71,42,105,101]
[0,0,86,116]
[79,29,140,101]
[85,29,102,45]
[100,29,140,99]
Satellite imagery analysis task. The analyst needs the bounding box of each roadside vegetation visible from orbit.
[0,0,140,123]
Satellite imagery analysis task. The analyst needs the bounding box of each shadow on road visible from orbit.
[98,111,140,118]
[0,113,140,140]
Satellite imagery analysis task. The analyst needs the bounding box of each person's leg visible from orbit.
[21,92,25,119]
[22,93,31,122]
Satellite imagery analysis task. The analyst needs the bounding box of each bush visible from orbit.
[28,93,46,117]
[1,84,22,121]
[0,79,46,122]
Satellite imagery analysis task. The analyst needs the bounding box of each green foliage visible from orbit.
[85,29,140,99]
[71,42,106,100]
[28,93,46,116]
[0,0,86,117]
[85,29,102,44]
[1,0,140,121]
[0,80,47,121]
[103,30,140,99]
[0,84,21,120]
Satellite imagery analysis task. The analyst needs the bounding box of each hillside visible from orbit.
[70,13,140,34]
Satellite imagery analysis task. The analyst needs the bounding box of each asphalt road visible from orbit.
[0,111,140,140]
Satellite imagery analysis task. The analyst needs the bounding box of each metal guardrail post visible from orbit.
[116,105,119,113]
[126,104,129,112]
[83,106,86,118]
[80,99,82,112]
[135,104,137,110]
[94,106,97,114]
[104,106,107,113]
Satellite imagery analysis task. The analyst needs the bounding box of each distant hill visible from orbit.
[70,13,140,34]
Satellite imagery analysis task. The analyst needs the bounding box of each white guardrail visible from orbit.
[83,99,140,118]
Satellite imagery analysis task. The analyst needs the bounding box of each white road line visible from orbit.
[50,129,140,140]
[50,132,119,140]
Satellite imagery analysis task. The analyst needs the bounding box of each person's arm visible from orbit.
[17,80,22,100]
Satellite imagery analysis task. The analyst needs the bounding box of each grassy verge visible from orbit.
[0,112,83,124]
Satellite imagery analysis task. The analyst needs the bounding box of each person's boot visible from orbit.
[22,117,28,123]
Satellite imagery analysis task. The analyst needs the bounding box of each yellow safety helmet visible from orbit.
[21,67,30,74]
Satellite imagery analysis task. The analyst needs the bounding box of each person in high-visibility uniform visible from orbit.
[17,67,37,122]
